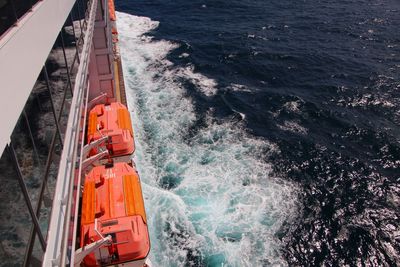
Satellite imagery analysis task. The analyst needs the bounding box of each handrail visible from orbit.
[41,0,98,265]
[23,2,90,265]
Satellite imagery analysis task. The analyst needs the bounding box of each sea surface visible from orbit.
[115,0,400,266]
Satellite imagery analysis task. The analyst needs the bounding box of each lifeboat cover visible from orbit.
[87,102,135,158]
[80,162,149,266]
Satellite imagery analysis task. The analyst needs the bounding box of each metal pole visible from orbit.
[22,110,40,164]
[36,94,43,112]
[76,0,84,34]
[43,65,64,147]
[23,74,71,267]
[59,32,74,97]
[22,126,58,266]
[83,0,90,29]
[70,13,81,65]
[7,143,47,251]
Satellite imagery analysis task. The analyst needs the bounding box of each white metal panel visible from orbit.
[0,0,76,153]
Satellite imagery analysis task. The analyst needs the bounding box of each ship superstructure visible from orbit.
[0,0,150,266]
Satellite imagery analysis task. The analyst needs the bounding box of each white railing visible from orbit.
[42,0,98,265]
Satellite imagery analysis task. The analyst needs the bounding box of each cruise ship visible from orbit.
[0,0,151,266]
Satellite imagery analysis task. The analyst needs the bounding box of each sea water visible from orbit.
[117,12,298,266]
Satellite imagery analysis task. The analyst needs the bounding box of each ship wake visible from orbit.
[117,11,298,266]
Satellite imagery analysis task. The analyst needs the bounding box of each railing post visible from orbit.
[59,32,75,97]
[22,110,40,164]
[76,0,84,33]
[43,65,64,146]
[70,13,81,66]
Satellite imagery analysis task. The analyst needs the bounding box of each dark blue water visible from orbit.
[116,0,400,265]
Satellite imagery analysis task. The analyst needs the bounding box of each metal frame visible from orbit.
[59,33,75,97]
[43,65,64,146]
[7,143,47,250]
[42,0,97,264]
[69,13,81,65]
[2,0,115,265]
[23,30,80,266]
[22,110,40,164]
[22,2,90,265]
[75,0,84,34]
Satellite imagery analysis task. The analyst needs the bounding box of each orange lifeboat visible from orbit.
[87,102,135,159]
[108,0,116,21]
[80,162,150,266]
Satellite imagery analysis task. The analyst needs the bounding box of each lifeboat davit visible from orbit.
[80,162,150,266]
[87,102,135,160]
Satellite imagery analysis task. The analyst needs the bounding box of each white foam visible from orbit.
[117,14,159,39]
[176,64,218,96]
[277,120,308,135]
[229,83,253,93]
[283,100,303,114]
[117,11,298,266]
[179,53,190,58]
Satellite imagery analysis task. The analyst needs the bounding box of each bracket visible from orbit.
[73,237,111,266]
[82,136,109,159]
[74,219,112,266]
[82,150,109,172]
[88,92,108,110]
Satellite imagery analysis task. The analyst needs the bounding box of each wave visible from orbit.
[117,11,299,266]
